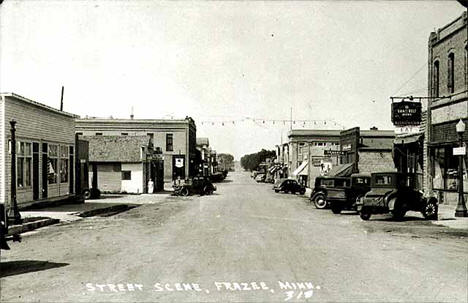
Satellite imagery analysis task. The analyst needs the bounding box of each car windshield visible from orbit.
[321,179,334,187]
[355,177,370,185]
[374,175,392,185]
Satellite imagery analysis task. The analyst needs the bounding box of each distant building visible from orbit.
[76,117,197,186]
[335,127,395,176]
[286,129,341,187]
[196,137,210,176]
[426,11,467,205]
[0,93,80,208]
[82,135,163,194]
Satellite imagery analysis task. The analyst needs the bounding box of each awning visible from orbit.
[292,161,308,176]
[269,165,281,173]
[393,134,423,145]
[327,163,354,177]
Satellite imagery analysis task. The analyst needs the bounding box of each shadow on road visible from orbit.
[0,260,69,278]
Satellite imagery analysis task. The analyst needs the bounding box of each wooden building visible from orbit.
[0,93,79,208]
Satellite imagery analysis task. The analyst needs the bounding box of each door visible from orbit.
[41,143,48,198]
[172,155,186,180]
[32,143,39,200]
[69,146,74,194]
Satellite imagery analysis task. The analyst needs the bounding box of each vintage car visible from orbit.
[310,176,351,209]
[356,172,438,221]
[0,204,21,250]
[328,174,372,214]
[255,173,266,183]
[173,176,216,196]
[273,178,306,195]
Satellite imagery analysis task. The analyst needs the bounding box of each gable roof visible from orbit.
[82,135,150,162]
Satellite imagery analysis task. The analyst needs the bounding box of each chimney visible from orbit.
[130,106,134,120]
[370,126,378,130]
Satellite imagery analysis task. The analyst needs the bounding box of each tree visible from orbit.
[218,153,235,171]
[240,149,276,171]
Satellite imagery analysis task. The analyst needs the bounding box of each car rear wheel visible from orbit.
[313,193,327,209]
[299,189,306,195]
[359,208,371,220]
[391,208,406,221]
[331,203,342,214]
[180,187,190,196]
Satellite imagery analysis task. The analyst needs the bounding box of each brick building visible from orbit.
[426,11,467,205]
[76,117,197,187]
[0,93,79,208]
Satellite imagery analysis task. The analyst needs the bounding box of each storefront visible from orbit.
[393,133,424,190]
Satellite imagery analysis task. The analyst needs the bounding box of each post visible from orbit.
[60,86,64,111]
[455,133,467,217]
[8,120,21,224]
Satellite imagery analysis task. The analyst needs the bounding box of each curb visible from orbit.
[7,218,60,235]
[77,204,137,218]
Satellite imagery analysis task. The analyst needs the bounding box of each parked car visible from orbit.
[173,176,216,196]
[328,174,371,214]
[310,176,350,209]
[273,178,306,195]
[255,173,266,183]
[356,172,438,221]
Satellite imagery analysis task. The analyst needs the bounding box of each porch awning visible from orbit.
[327,162,354,177]
[292,161,308,176]
[269,164,281,173]
[393,134,423,145]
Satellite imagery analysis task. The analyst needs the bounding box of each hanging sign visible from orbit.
[175,158,184,168]
[391,101,422,126]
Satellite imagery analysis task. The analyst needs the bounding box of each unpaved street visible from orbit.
[1,171,467,302]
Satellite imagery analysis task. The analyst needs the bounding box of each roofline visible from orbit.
[1,92,79,118]
[76,118,195,124]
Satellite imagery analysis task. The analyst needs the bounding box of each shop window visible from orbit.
[48,144,58,184]
[433,60,440,97]
[447,53,455,94]
[59,146,68,183]
[17,142,32,188]
[432,146,467,192]
[122,171,131,180]
[166,134,173,151]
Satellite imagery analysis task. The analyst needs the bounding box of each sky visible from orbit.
[0,0,465,159]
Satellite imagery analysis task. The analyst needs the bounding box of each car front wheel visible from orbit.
[313,193,327,209]
[423,199,438,220]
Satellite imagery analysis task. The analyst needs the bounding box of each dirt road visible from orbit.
[1,172,467,302]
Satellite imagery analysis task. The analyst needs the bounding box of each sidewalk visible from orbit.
[11,192,172,235]
[435,203,468,229]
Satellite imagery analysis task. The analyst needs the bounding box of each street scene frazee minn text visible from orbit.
[0,1,467,302]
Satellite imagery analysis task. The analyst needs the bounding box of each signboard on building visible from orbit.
[395,125,421,135]
[342,144,352,151]
[175,158,184,168]
[453,146,466,156]
[391,101,422,126]
[324,150,346,156]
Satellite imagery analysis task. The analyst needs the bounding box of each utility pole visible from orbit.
[290,107,293,131]
[60,86,64,111]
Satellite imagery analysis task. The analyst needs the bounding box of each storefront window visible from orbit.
[60,146,68,183]
[16,142,32,188]
[433,146,468,192]
[48,144,58,184]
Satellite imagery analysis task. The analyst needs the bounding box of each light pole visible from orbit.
[8,120,21,224]
[455,119,467,217]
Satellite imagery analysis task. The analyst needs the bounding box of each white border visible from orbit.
[0,95,5,204]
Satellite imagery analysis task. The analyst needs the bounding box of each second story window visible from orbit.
[166,134,173,151]
[433,60,440,97]
[448,53,455,94]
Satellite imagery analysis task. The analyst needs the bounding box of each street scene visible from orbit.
[1,171,467,302]
[1,1,468,302]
